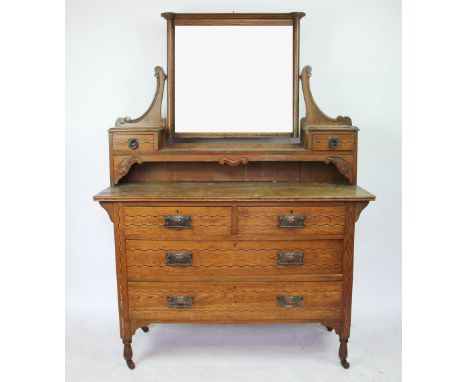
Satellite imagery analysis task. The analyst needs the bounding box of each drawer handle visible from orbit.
[278,215,305,229]
[277,295,304,308]
[164,215,192,229]
[167,295,193,309]
[166,251,192,266]
[328,137,339,149]
[277,251,304,265]
[128,138,139,150]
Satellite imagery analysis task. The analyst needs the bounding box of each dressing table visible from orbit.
[94,12,375,370]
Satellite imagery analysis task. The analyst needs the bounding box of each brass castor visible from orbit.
[141,326,149,333]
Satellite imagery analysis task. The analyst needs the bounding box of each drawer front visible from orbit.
[112,133,155,153]
[124,206,231,236]
[238,206,346,236]
[311,133,355,151]
[128,281,342,321]
[126,240,343,279]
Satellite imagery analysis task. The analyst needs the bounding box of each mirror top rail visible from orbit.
[161,12,305,26]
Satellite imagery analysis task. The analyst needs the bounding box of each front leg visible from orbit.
[123,340,135,370]
[339,337,350,369]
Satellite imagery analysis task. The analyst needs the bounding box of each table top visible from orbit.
[94,182,375,202]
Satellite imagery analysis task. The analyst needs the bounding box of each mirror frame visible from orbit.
[161,12,305,139]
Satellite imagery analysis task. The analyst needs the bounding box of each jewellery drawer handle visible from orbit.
[277,295,304,308]
[128,138,139,150]
[166,251,192,266]
[167,295,193,309]
[277,251,304,265]
[328,137,339,149]
[278,215,305,228]
[164,215,192,229]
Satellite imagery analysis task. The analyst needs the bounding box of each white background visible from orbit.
[65,0,401,381]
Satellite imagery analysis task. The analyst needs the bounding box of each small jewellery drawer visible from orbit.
[311,132,355,151]
[237,206,346,236]
[112,133,155,153]
[128,281,342,321]
[124,206,231,236]
[125,240,343,279]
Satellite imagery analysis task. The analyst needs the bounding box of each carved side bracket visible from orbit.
[300,66,352,128]
[321,320,342,337]
[99,202,115,223]
[324,156,352,183]
[355,201,369,222]
[115,66,167,128]
[218,157,249,166]
[115,156,143,184]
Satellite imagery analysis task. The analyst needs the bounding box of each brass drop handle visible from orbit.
[128,138,139,150]
[277,251,304,265]
[278,215,305,229]
[164,215,192,229]
[277,295,304,308]
[328,137,339,149]
[166,252,192,266]
[167,295,193,309]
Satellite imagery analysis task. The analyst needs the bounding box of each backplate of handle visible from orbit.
[277,295,304,308]
[166,251,192,266]
[164,215,192,229]
[128,138,139,150]
[328,137,339,149]
[278,215,305,228]
[167,295,193,309]
[277,251,304,265]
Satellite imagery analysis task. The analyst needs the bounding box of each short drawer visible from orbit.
[124,206,231,236]
[311,133,355,151]
[128,281,342,321]
[126,240,343,280]
[237,206,346,236]
[112,133,155,153]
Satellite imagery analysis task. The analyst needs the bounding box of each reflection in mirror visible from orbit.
[175,26,293,134]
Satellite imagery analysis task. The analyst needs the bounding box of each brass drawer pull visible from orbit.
[167,295,193,309]
[277,295,304,308]
[277,251,304,265]
[128,138,139,150]
[328,137,340,149]
[164,215,192,229]
[278,215,305,229]
[166,251,192,266]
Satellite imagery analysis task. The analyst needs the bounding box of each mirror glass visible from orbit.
[175,26,293,134]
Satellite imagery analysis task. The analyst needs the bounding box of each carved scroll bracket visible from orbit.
[218,157,249,166]
[99,202,115,223]
[324,156,352,183]
[115,156,143,184]
[115,66,167,128]
[300,66,352,128]
[355,201,369,222]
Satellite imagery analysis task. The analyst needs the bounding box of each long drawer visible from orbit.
[126,240,343,279]
[237,205,346,236]
[124,206,231,236]
[128,281,342,321]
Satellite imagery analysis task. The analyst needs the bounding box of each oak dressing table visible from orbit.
[94,12,375,370]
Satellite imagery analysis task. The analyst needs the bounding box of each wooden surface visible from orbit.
[94,182,375,202]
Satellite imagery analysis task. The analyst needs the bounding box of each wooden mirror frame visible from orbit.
[161,12,305,139]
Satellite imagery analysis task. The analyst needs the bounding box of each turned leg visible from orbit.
[141,326,149,333]
[123,341,135,370]
[339,338,350,369]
